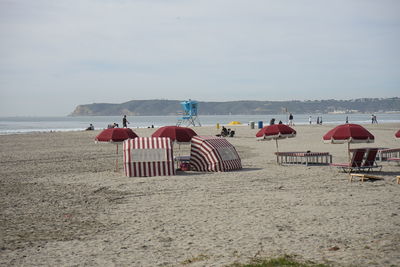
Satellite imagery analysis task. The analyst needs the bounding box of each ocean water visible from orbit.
[0,113,399,135]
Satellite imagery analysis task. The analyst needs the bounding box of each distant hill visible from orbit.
[69,97,400,116]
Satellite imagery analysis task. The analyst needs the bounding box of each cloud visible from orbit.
[0,0,399,115]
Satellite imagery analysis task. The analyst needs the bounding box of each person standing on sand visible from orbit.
[122,115,129,128]
[288,113,294,126]
[309,116,312,125]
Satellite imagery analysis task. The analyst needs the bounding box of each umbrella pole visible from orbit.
[115,143,119,172]
[347,142,351,163]
[275,139,279,164]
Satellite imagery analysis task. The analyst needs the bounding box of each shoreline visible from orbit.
[1,121,400,136]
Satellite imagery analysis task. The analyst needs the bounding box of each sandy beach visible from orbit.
[1,123,399,267]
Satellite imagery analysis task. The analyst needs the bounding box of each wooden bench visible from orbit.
[349,173,384,182]
[275,151,332,166]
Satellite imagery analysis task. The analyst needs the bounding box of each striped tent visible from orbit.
[190,136,242,172]
[123,137,175,177]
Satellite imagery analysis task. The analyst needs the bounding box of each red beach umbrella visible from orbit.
[323,124,374,144]
[95,128,139,171]
[95,128,138,142]
[395,130,400,138]
[151,126,197,143]
[323,123,374,161]
[256,124,296,153]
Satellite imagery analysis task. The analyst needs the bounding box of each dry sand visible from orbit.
[0,123,399,267]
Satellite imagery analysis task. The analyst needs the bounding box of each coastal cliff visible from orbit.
[70,98,400,116]
[70,100,181,116]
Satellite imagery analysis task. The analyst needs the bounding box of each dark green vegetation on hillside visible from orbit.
[70,97,400,116]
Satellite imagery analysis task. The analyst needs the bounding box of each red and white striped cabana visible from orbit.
[190,136,242,172]
[123,137,175,177]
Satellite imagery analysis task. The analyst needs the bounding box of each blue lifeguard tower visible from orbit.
[177,100,201,127]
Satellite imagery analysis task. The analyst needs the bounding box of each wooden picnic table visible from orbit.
[274,151,332,166]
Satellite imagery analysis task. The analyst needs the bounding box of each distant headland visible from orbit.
[69,97,400,116]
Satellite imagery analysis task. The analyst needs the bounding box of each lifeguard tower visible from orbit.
[177,100,201,127]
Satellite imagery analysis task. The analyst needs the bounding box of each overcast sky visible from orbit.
[0,0,399,116]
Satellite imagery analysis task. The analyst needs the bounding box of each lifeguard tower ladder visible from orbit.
[177,100,201,127]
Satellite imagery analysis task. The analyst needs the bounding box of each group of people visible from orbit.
[87,113,380,132]
[219,126,235,137]
[345,114,378,124]
[87,115,131,130]
[270,113,294,126]
[269,118,283,125]
[268,113,326,126]
[107,115,130,129]
[307,115,323,125]
[107,123,119,129]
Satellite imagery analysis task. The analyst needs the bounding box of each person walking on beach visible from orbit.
[373,114,378,124]
[122,115,129,128]
[288,113,294,126]
[309,116,312,125]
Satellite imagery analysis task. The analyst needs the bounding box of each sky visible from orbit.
[0,0,399,116]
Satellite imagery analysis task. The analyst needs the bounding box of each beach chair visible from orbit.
[330,149,366,173]
[359,148,382,172]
